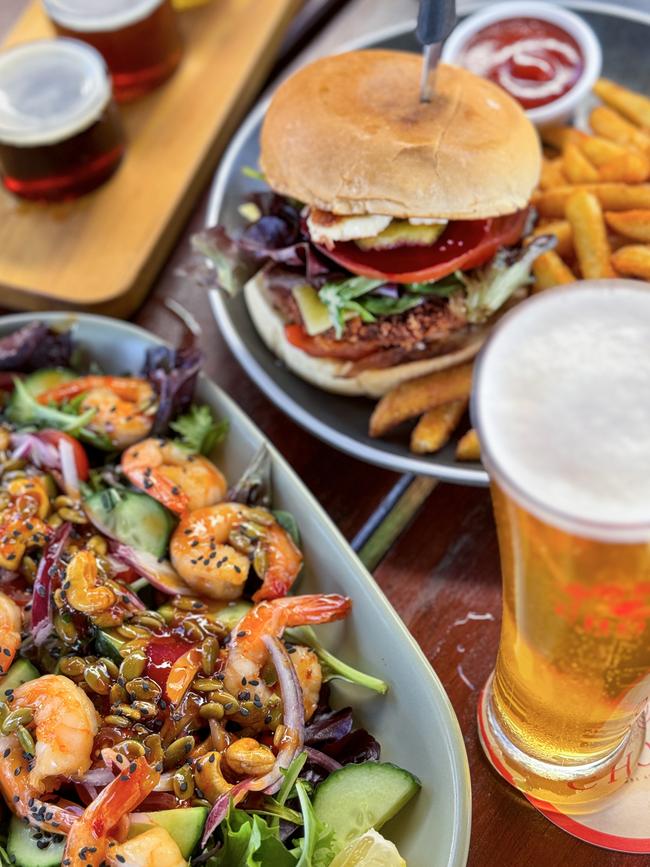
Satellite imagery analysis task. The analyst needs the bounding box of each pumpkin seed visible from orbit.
[131,700,158,720]
[16,725,34,756]
[164,735,195,770]
[2,708,33,734]
[83,663,112,696]
[200,637,219,677]
[119,649,147,682]
[110,683,128,705]
[173,597,206,613]
[125,677,161,702]
[199,702,224,721]
[58,656,86,678]
[172,764,195,801]
[104,714,130,728]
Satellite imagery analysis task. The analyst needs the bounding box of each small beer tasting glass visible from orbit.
[0,39,125,202]
[42,0,182,102]
[472,281,650,812]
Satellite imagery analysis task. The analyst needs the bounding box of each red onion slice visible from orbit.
[10,433,60,468]
[31,522,71,641]
[110,544,192,596]
[58,438,79,499]
[201,779,252,847]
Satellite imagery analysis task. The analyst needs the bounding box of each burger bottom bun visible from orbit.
[243,271,486,399]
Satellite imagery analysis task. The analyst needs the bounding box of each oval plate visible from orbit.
[206,1,650,487]
[0,312,471,867]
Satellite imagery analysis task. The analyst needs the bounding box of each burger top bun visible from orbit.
[260,50,541,221]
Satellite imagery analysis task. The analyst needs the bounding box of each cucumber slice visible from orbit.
[94,629,125,664]
[313,762,421,852]
[206,600,252,630]
[84,489,175,558]
[7,368,75,425]
[0,659,39,700]
[7,816,65,867]
[128,807,208,859]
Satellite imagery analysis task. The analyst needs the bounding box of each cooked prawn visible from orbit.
[63,757,160,867]
[106,826,186,867]
[37,376,156,449]
[0,675,97,834]
[0,592,21,675]
[223,594,351,710]
[290,645,322,720]
[170,503,302,602]
[0,735,77,834]
[121,438,227,516]
[10,674,98,793]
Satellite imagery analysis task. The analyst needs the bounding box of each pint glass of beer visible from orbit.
[473,281,650,810]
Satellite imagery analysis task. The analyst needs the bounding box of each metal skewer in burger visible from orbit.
[198,50,552,397]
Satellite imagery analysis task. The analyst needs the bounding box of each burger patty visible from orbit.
[267,279,466,347]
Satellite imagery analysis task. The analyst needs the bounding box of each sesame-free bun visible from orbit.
[260,50,541,221]
[243,272,487,399]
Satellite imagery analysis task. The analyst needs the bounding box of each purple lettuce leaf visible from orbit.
[0,323,73,372]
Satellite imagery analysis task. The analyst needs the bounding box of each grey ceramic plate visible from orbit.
[0,312,471,867]
[206,0,650,487]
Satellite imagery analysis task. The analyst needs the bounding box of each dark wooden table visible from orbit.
[1,2,645,865]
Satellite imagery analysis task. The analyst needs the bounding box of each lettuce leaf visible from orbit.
[208,807,296,867]
[170,404,228,455]
[459,234,557,324]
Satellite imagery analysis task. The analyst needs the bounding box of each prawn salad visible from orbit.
[0,321,420,867]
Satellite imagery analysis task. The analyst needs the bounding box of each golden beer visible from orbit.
[474,281,650,809]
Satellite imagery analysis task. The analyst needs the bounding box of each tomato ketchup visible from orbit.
[458,17,584,110]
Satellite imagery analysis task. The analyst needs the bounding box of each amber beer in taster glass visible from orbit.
[0,40,124,201]
[473,281,650,811]
[43,0,182,102]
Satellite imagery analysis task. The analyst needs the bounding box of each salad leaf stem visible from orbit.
[285,626,388,694]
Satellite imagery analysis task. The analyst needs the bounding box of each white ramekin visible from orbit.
[442,1,602,128]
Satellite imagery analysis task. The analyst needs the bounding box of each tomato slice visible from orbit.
[314,211,528,284]
[38,429,89,480]
[285,324,378,360]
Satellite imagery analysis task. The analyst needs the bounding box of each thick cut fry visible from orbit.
[611,245,650,280]
[540,126,584,151]
[579,135,629,167]
[598,151,649,183]
[594,78,650,129]
[590,106,650,154]
[540,157,567,190]
[532,184,650,218]
[455,429,481,462]
[531,219,573,258]
[566,190,614,279]
[532,251,577,292]
[563,142,599,183]
[410,400,468,454]
[605,209,650,242]
[369,363,473,438]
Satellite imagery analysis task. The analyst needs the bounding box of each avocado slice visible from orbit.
[0,660,39,700]
[158,600,252,631]
[7,816,65,867]
[128,807,208,859]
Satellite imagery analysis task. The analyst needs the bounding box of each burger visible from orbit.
[196,50,552,398]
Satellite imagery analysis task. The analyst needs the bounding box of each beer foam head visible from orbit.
[473,281,650,541]
[43,0,164,33]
